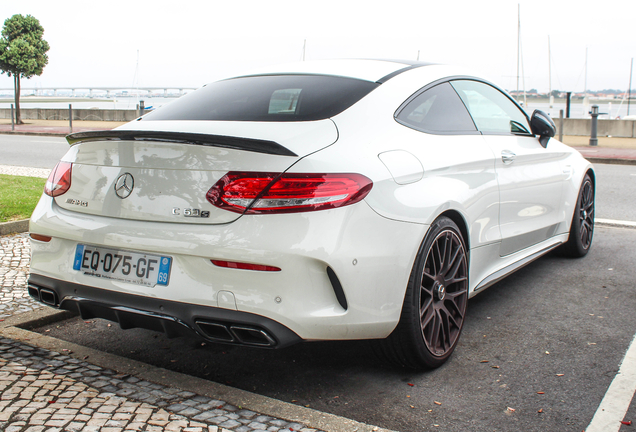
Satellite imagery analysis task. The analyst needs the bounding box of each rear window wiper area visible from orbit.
[66,130,298,157]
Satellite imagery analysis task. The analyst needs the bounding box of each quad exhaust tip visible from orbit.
[28,284,58,307]
[196,320,277,347]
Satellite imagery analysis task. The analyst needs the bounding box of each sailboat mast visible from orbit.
[584,47,588,96]
[516,4,520,99]
[629,58,633,116]
[548,36,553,108]
[548,37,552,95]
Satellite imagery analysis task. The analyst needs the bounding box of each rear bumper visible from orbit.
[28,273,302,348]
[29,195,428,341]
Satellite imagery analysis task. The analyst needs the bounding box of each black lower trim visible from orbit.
[27,274,302,349]
[326,267,348,310]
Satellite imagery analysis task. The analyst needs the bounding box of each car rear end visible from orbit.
[28,61,430,347]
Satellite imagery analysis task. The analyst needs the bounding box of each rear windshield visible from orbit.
[141,75,379,122]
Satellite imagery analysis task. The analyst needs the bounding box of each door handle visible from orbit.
[501,150,516,164]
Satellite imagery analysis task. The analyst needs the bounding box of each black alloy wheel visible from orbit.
[419,226,469,357]
[561,173,594,257]
[377,216,469,369]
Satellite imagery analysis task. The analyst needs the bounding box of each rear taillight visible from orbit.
[207,172,373,214]
[45,162,72,197]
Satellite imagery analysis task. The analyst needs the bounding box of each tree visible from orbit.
[0,14,50,125]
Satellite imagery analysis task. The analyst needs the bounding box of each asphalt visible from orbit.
[1,119,635,431]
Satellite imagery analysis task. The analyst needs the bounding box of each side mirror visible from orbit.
[530,110,556,148]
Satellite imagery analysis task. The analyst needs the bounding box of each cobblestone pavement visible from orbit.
[0,233,322,432]
[0,233,42,320]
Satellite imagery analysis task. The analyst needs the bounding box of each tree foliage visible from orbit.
[0,14,50,124]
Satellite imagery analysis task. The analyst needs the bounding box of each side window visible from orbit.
[450,80,532,135]
[396,82,477,134]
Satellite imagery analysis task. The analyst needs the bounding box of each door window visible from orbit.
[450,80,532,135]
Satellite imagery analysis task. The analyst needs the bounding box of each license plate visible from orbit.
[73,244,172,287]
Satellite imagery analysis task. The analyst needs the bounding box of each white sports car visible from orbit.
[28,59,594,369]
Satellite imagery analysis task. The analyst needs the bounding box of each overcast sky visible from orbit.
[1,0,635,93]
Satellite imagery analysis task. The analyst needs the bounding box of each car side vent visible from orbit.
[326,267,348,310]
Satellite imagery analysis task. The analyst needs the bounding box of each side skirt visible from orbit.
[471,240,564,295]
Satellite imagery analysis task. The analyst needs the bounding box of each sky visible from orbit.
[1,0,635,94]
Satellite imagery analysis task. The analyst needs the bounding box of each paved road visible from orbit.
[0,135,68,169]
[594,163,636,221]
[37,226,636,432]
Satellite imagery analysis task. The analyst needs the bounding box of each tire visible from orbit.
[560,173,594,258]
[376,216,469,369]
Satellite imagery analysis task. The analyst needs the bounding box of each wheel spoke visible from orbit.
[444,245,463,282]
[427,312,441,351]
[420,296,433,321]
[440,310,450,351]
[422,270,436,283]
[446,275,468,286]
[444,297,465,323]
[442,303,462,333]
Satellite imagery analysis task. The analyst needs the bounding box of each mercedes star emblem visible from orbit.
[114,173,135,199]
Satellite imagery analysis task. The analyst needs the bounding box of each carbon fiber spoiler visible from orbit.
[66,130,298,157]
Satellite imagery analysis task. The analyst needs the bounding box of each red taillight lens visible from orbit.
[207,172,373,214]
[45,162,72,197]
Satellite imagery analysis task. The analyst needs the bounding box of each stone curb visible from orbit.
[0,130,69,137]
[596,218,636,229]
[584,156,636,166]
[0,219,29,236]
[0,307,394,432]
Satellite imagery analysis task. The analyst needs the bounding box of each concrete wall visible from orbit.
[556,118,636,138]
[0,108,140,122]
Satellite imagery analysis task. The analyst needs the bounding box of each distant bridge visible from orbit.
[0,86,198,97]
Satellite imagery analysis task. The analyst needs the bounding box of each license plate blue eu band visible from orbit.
[73,244,171,287]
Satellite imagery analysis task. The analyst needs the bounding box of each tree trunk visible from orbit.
[14,74,23,125]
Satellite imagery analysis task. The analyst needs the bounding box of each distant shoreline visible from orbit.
[0,97,111,103]
[513,97,630,104]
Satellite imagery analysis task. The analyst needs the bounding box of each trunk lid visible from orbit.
[55,120,338,224]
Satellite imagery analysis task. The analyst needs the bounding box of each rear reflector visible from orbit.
[211,260,281,272]
[207,172,373,214]
[45,162,72,197]
[29,233,52,242]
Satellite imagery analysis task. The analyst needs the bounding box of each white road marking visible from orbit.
[596,218,636,228]
[586,335,636,431]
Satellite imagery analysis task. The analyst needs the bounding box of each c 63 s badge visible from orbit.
[172,208,210,218]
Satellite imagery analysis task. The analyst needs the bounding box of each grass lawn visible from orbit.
[0,174,46,223]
